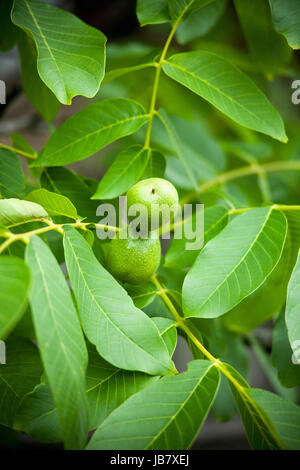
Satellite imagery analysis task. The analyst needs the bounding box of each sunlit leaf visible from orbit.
[183,208,287,319]
[12,0,107,104]
[162,51,287,142]
[33,99,149,167]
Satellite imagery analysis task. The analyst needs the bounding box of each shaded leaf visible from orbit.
[169,0,217,23]
[26,189,78,220]
[142,150,166,179]
[0,0,17,51]
[137,0,170,25]
[269,0,300,49]
[166,205,228,269]
[25,236,89,449]
[285,249,300,360]
[40,167,99,221]
[92,146,150,200]
[234,0,291,77]
[0,199,48,227]
[176,0,227,44]
[0,149,25,198]
[16,29,60,123]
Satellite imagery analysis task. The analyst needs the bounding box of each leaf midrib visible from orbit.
[38,113,149,163]
[163,57,279,136]
[189,207,276,314]
[146,363,217,449]
[65,234,171,374]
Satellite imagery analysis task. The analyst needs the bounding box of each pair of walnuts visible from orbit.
[106,178,179,285]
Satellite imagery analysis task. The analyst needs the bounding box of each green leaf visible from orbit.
[16,29,60,123]
[137,0,170,26]
[16,345,158,441]
[104,53,157,84]
[0,257,30,339]
[162,51,287,142]
[161,114,226,187]
[269,0,300,49]
[87,360,220,450]
[142,150,166,179]
[0,337,42,427]
[25,236,89,449]
[152,317,177,356]
[157,110,201,196]
[0,199,48,227]
[33,99,149,167]
[234,0,291,77]
[12,0,107,105]
[0,0,17,51]
[248,332,296,401]
[168,0,217,23]
[225,365,285,449]
[26,189,78,220]
[63,226,175,376]
[10,133,36,158]
[224,234,292,333]
[40,167,99,222]
[272,309,300,388]
[15,383,62,443]
[0,149,25,198]
[183,207,287,319]
[125,281,158,309]
[176,0,227,45]
[210,327,248,422]
[166,205,228,269]
[285,249,300,358]
[86,345,158,430]
[92,146,150,200]
[247,388,300,450]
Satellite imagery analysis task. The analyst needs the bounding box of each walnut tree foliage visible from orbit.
[0,0,300,450]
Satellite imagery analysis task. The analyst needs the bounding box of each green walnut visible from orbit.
[106,230,161,285]
[126,178,179,229]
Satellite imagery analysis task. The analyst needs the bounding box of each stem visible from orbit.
[0,143,37,160]
[181,160,300,204]
[0,220,119,254]
[144,22,179,149]
[152,274,284,449]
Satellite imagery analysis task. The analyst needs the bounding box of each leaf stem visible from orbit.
[0,143,37,160]
[144,21,179,149]
[0,220,119,254]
